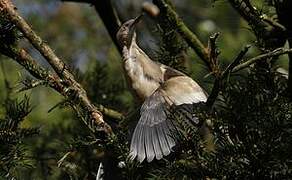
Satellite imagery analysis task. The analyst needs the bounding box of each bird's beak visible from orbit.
[134,14,143,24]
[131,14,143,28]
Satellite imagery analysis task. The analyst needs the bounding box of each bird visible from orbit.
[116,15,208,163]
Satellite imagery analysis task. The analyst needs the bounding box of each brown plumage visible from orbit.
[116,16,207,162]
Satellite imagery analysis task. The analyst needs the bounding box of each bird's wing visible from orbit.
[129,89,176,163]
[130,75,208,162]
[161,76,208,105]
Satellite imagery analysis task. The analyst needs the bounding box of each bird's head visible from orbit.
[116,15,142,49]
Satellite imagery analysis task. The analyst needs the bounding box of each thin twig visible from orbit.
[206,79,221,108]
[232,48,292,72]
[96,104,124,120]
[16,79,47,93]
[207,32,220,75]
[205,33,222,107]
[207,45,250,107]
[222,45,251,77]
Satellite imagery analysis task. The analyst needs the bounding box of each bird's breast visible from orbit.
[124,55,159,100]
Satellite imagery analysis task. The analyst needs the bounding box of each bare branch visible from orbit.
[4,47,65,92]
[96,104,124,121]
[0,0,113,135]
[222,45,250,77]
[206,78,221,108]
[206,45,250,107]
[1,1,77,85]
[232,48,292,72]
[207,32,220,74]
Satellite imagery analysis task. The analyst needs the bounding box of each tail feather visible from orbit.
[129,90,175,162]
[151,126,163,160]
[129,76,208,162]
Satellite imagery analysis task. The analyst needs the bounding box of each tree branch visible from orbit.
[227,0,286,49]
[232,48,292,72]
[153,0,209,67]
[146,0,187,70]
[227,0,266,30]
[206,45,250,107]
[207,32,220,74]
[5,48,65,93]
[0,0,113,135]
[62,0,122,54]
[222,45,250,77]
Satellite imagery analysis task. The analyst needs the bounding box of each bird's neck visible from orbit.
[122,41,162,100]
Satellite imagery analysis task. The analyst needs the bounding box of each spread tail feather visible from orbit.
[129,90,176,162]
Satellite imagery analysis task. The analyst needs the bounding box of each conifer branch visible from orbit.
[96,104,124,120]
[0,0,113,135]
[153,0,210,69]
[4,47,64,92]
[227,0,286,49]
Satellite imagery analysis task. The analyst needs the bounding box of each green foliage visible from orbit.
[0,96,39,179]
[141,67,292,179]
[0,0,291,179]
[82,61,130,111]
[214,67,291,178]
[0,16,18,46]
[154,6,188,72]
[0,14,21,58]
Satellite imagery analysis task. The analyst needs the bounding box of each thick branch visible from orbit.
[5,48,65,93]
[3,47,121,120]
[0,0,112,135]
[1,3,78,86]
[62,0,122,54]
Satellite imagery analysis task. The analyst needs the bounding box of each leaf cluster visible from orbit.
[146,67,292,179]
[0,96,39,179]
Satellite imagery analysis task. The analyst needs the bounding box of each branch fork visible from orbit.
[0,0,113,135]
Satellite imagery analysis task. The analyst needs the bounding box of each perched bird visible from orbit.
[116,15,208,163]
